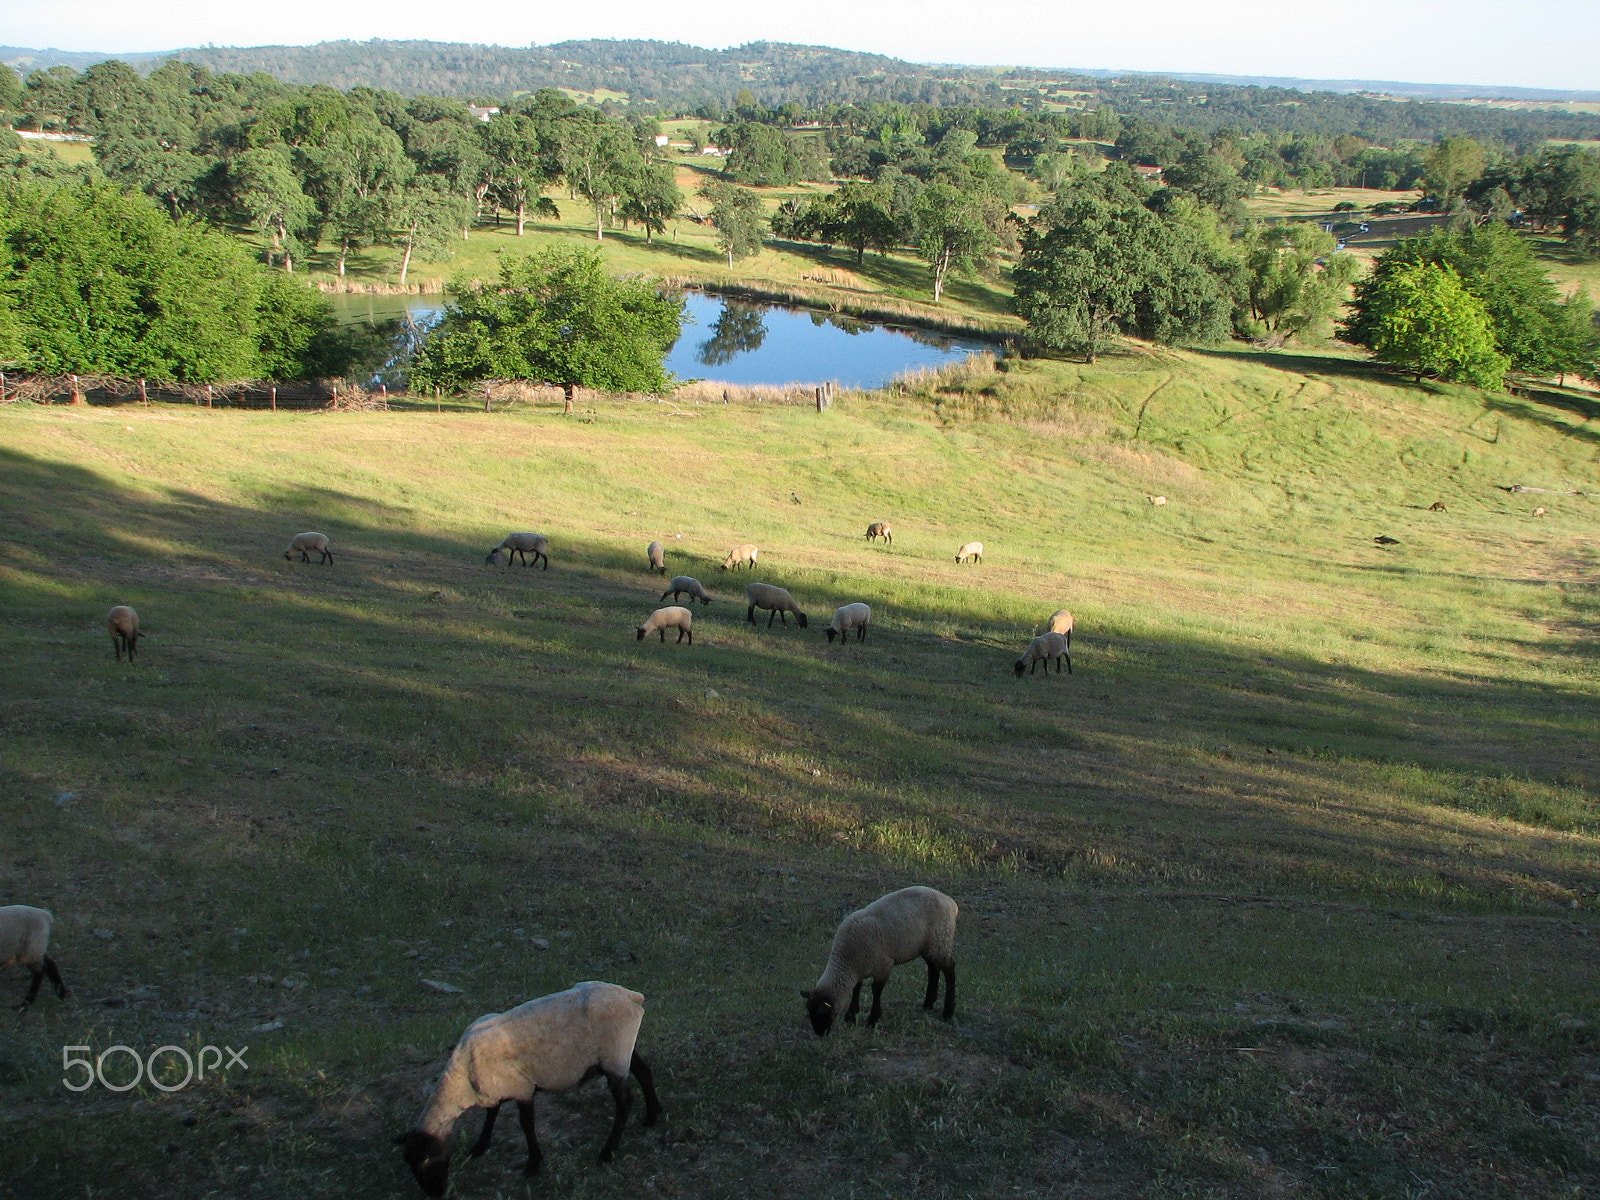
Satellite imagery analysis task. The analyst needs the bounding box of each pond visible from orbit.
[330,290,993,391]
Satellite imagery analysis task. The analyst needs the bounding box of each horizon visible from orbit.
[4,0,1598,92]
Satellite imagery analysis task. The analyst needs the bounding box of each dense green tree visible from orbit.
[773,181,900,265]
[479,112,557,236]
[718,121,828,186]
[1240,222,1357,341]
[617,159,683,243]
[227,146,315,271]
[1423,136,1487,207]
[556,108,644,240]
[698,180,767,267]
[910,183,1006,304]
[385,178,473,286]
[1345,261,1507,387]
[410,246,681,411]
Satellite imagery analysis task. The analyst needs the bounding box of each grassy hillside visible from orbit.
[2,344,1599,1199]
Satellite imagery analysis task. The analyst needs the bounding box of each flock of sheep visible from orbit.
[21,517,1073,1190]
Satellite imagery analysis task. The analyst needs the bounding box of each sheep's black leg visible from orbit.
[19,967,44,1009]
[843,981,863,1024]
[858,625,867,642]
[1065,653,1072,675]
[129,637,137,662]
[865,977,886,1027]
[598,1071,633,1162]
[630,1051,663,1125]
[675,628,685,643]
[923,959,940,1009]
[658,628,666,642]
[538,552,548,570]
[43,956,66,999]
[686,629,693,644]
[468,1102,501,1158]
[767,609,777,628]
[516,1098,542,1175]
[941,962,957,1020]
[746,604,756,624]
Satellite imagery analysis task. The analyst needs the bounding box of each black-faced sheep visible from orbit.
[826,602,871,643]
[865,522,892,544]
[1015,631,1071,676]
[660,577,712,605]
[0,905,68,1010]
[284,532,333,564]
[720,544,759,571]
[636,606,693,644]
[647,541,666,575]
[954,541,983,565]
[108,605,141,662]
[802,886,957,1035]
[487,533,549,570]
[744,583,807,629]
[396,981,661,1197]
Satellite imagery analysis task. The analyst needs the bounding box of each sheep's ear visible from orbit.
[393,1133,409,1145]
[799,989,812,1000]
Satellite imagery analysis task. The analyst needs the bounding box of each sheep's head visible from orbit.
[484,551,500,565]
[826,628,838,643]
[1013,659,1027,677]
[397,1130,451,1197]
[796,613,809,629]
[635,627,646,641]
[283,551,292,561]
[800,989,834,1036]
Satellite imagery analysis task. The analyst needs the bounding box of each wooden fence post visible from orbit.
[205,384,213,408]
[270,386,277,412]
[139,377,148,405]
[70,374,84,405]
[483,383,492,413]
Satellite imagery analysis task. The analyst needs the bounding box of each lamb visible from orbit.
[720,543,759,571]
[396,981,662,1197]
[954,541,983,565]
[744,583,807,629]
[283,532,333,564]
[486,533,549,570]
[1015,631,1071,676]
[826,602,871,643]
[646,541,666,575]
[660,576,713,605]
[802,886,957,1035]
[108,605,141,662]
[0,905,68,1010]
[636,606,693,644]
[865,522,893,544]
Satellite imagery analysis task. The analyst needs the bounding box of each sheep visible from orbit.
[1041,609,1075,641]
[646,541,666,575]
[660,576,713,605]
[0,906,68,1010]
[107,605,141,662]
[636,606,693,644]
[865,522,893,544]
[801,886,957,1035]
[1429,501,1448,512]
[1015,631,1071,676]
[1374,535,1400,546]
[283,532,333,564]
[720,543,759,571]
[826,602,871,643]
[1147,495,1168,507]
[395,981,662,1197]
[954,541,983,565]
[744,583,807,629]
[1534,506,1548,517]
[487,533,549,570]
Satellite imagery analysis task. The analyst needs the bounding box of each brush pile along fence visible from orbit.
[0,373,390,410]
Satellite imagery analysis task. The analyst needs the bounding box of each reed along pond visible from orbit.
[331,290,993,391]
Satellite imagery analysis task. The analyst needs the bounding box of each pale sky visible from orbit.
[6,0,1599,92]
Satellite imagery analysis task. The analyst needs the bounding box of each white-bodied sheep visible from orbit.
[802,886,957,1035]
[108,605,141,662]
[0,905,68,1010]
[826,602,871,644]
[660,576,712,606]
[284,532,333,564]
[744,582,807,629]
[1041,609,1074,642]
[720,543,759,571]
[954,541,983,565]
[646,541,666,575]
[865,522,893,544]
[1015,631,1071,676]
[487,533,549,570]
[636,606,693,644]
[1148,495,1168,506]
[396,981,662,1196]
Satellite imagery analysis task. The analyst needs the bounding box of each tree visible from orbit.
[617,159,683,243]
[1343,262,1508,387]
[911,183,1004,304]
[1240,222,1357,341]
[479,112,556,236]
[698,180,766,267]
[1423,136,1486,208]
[410,247,682,412]
[227,146,315,272]
[385,178,472,286]
[556,109,643,240]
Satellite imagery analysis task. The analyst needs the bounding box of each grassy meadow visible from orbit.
[2,344,1600,1199]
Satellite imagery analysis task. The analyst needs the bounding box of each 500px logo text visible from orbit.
[62,1044,248,1092]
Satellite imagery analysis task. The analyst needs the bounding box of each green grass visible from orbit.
[3,342,1600,1198]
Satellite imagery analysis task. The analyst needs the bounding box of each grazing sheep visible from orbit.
[720,543,759,571]
[107,605,141,662]
[661,576,713,605]
[396,981,662,1197]
[1374,535,1400,546]
[744,583,807,629]
[1147,495,1168,507]
[802,886,957,1035]
[826,602,871,643]
[865,522,893,544]
[0,906,68,1010]
[1041,609,1075,641]
[1429,501,1447,512]
[1534,506,1548,517]
[1015,631,1071,676]
[954,541,983,565]
[636,606,693,644]
[487,533,549,570]
[646,541,666,575]
[283,532,333,564]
